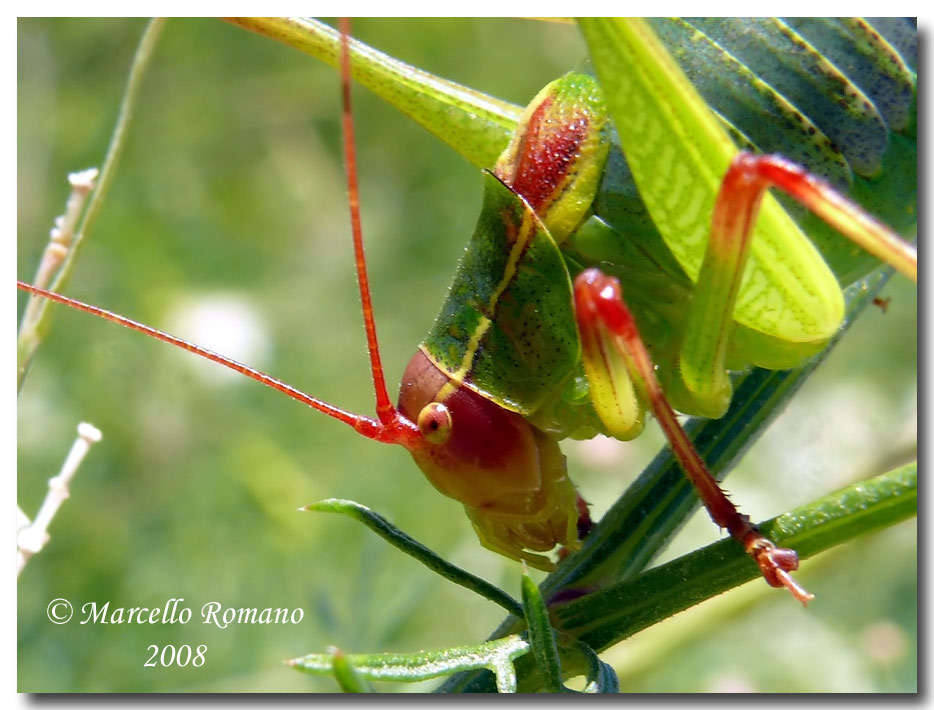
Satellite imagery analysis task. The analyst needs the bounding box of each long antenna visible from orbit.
[338,17,396,426]
[16,280,396,441]
[16,20,422,450]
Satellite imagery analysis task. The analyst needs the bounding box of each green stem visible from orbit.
[555,462,916,651]
[17,18,166,391]
[448,461,915,692]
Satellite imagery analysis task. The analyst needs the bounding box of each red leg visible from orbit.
[680,152,916,415]
[575,268,814,605]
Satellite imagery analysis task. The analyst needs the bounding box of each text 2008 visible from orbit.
[144,644,207,668]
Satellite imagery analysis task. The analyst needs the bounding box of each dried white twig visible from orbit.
[36,168,99,285]
[17,422,102,576]
[20,168,99,334]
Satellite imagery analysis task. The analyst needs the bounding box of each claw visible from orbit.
[747,537,814,606]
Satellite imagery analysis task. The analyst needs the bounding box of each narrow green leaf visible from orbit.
[563,640,620,693]
[520,570,564,692]
[580,654,619,693]
[304,498,523,617]
[330,648,373,693]
[289,635,530,692]
[442,460,915,692]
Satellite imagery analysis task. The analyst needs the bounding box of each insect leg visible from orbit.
[680,152,917,413]
[574,267,814,605]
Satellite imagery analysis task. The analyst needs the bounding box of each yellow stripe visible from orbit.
[434,206,538,403]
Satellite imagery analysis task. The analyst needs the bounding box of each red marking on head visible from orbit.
[397,350,545,511]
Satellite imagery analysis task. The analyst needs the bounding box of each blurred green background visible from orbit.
[17,18,916,692]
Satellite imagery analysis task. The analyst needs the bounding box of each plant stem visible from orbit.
[17,18,166,390]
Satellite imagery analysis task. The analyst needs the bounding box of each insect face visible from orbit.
[397,349,579,569]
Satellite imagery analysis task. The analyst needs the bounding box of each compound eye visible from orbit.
[417,402,453,445]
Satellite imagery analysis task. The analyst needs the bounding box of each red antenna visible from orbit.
[338,17,396,427]
[18,19,421,450]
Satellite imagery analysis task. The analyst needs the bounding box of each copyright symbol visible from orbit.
[47,598,73,624]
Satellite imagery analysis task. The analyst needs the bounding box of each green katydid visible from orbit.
[18,18,916,616]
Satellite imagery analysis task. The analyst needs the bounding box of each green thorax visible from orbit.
[420,172,579,415]
[420,73,609,424]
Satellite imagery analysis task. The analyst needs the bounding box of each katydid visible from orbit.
[18,18,916,612]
